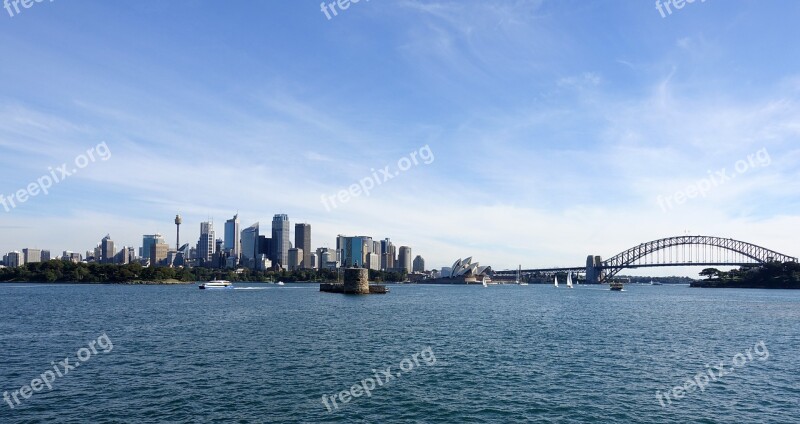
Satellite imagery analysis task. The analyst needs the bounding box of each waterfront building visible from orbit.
[272,214,290,270]
[295,223,311,269]
[413,255,425,273]
[398,246,412,273]
[425,258,493,284]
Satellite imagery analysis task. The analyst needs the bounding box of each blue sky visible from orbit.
[1,0,798,275]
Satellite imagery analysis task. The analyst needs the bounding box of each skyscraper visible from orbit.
[272,214,290,269]
[241,223,259,265]
[341,236,371,268]
[398,246,412,273]
[294,223,311,269]
[413,255,425,273]
[197,222,215,263]
[150,242,168,267]
[381,238,396,271]
[4,251,21,267]
[224,214,241,260]
[101,235,116,264]
[142,234,166,261]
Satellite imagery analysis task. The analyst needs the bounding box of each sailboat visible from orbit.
[517,265,528,286]
[554,275,559,288]
[566,273,574,289]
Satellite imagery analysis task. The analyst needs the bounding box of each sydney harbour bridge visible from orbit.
[496,235,797,284]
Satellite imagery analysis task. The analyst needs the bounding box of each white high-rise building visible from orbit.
[197,222,215,263]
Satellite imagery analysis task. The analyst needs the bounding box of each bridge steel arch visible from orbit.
[597,235,797,283]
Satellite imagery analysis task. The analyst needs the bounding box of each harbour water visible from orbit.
[1,283,798,423]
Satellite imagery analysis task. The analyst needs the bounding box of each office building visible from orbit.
[100,235,116,264]
[295,223,311,269]
[341,236,372,268]
[381,238,396,271]
[271,214,290,269]
[224,214,241,259]
[258,236,272,260]
[41,250,51,262]
[4,251,21,267]
[142,234,166,261]
[413,255,425,273]
[288,248,304,271]
[151,242,169,267]
[310,253,318,269]
[197,222,215,263]
[367,252,381,271]
[22,248,42,265]
[398,246,412,273]
[240,223,259,267]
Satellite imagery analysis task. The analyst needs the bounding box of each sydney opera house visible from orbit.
[425,257,493,284]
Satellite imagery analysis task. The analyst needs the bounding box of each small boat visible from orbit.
[482,280,488,287]
[610,281,624,291]
[566,273,574,289]
[199,280,233,290]
[554,275,559,288]
[277,281,285,286]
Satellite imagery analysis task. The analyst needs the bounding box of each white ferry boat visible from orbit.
[199,280,233,290]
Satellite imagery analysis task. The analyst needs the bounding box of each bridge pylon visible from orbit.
[586,255,603,284]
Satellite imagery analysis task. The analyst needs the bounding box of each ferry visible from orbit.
[609,281,624,291]
[199,280,233,290]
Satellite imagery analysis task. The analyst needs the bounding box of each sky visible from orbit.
[0,0,798,276]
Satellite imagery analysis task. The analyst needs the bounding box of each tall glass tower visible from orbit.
[271,214,290,269]
[294,223,311,269]
[224,214,241,259]
[240,223,259,264]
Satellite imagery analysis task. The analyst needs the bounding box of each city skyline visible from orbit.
[1,1,798,275]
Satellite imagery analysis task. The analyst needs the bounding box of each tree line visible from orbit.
[0,261,409,284]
